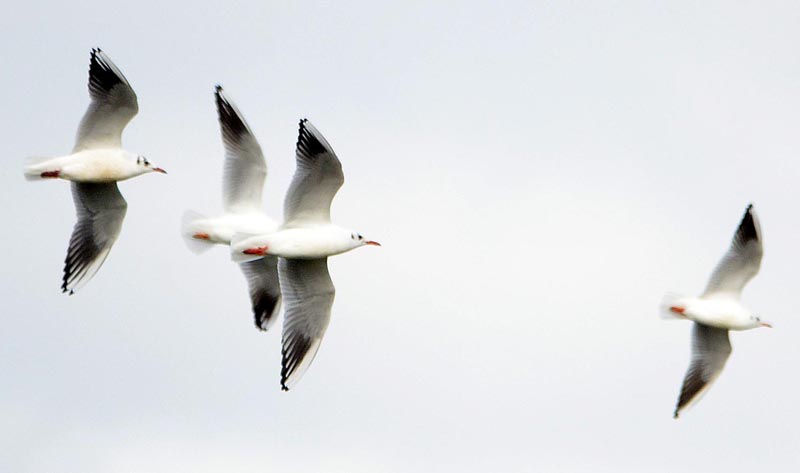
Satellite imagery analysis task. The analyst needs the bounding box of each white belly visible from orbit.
[190,213,278,246]
[233,226,354,259]
[683,298,753,330]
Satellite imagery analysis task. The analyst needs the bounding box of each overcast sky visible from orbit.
[2,1,800,471]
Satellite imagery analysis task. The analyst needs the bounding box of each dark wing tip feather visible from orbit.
[735,204,759,245]
[296,119,335,159]
[215,87,251,144]
[253,293,281,331]
[280,333,314,391]
[87,48,128,97]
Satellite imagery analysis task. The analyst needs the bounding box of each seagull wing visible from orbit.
[215,86,266,213]
[73,49,138,152]
[283,120,344,226]
[62,182,128,294]
[279,257,335,390]
[702,204,763,300]
[239,257,282,331]
[674,323,732,418]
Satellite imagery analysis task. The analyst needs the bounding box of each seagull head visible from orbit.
[134,154,167,175]
[349,232,381,249]
[751,315,773,329]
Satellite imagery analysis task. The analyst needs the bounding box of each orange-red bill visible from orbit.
[243,246,268,256]
[366,241,381,246]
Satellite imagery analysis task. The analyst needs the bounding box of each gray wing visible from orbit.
[215,86,267,212]
[674,323,732,418]
[73,49,139,152]
[283,120,344,225]
[239,257,282,331]
[62,182,128,294]
[702,204,763,299]
[279,258,335,391]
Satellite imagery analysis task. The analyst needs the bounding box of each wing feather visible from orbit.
[62,182,127,294]
[73,49,138,152]
[279,258,335,390]
[282,120,344,225]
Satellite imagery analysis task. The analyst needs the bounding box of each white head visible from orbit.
[749,314,773,329]
[349,231,381,249]
[132,153,167,175]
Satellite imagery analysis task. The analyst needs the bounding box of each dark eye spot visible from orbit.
[358,234,363,239]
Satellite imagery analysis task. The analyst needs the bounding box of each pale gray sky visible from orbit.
[2,1,800,471]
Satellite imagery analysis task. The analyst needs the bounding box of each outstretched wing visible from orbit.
[279,257,335,390]
[239,257,281,331]
[283,120,344,226]
[702,204,763,300]
[215,86,267,212]
[74,49,139,152]
[62,182,128,294]
[674,323,732,418]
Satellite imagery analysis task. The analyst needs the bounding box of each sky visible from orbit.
[2,1,800,471]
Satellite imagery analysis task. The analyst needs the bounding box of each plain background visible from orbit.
[2,1,800,471]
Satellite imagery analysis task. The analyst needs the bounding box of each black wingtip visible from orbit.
[296,119,333,158]
[736,203,759,244]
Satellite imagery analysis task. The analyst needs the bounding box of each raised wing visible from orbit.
[279,257,335,390]
[215,86,267,212]
[674,323,732,418]
[62,182,128,294]
[702,204,763,299]
[239,257,282,331]
[74,49,139,152]
[283,120,344,226]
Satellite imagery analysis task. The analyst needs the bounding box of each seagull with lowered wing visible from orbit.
[662,204,771,418]
[182,86,281,330]
[232,119,381,390]
[24,49,166,294]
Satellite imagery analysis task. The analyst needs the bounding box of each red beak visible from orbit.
[366,240,381,246]
[153,167,167,174]
[761,322,773,328]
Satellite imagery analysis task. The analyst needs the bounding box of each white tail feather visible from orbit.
[24,156,56,181]
[181,210,214,254]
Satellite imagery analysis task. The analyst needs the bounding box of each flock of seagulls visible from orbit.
[23,49,771,414]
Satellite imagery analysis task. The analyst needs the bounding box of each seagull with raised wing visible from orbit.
[661,204,771,418]
[24,49,166,294]
[231,119,380,390]
[182,86,281,330]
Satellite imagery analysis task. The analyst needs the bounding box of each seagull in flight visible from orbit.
[661,204,771,418]
[182,86,281,330]
[24,48,166,294]
[232,119,380,390]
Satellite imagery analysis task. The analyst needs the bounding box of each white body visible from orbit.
[232,225,361,260]
[666,296,757,331]
[26,149,147,183]
[185,212,278,246]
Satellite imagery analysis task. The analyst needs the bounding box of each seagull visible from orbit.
[181,86,281,331]
[662,204,771,418]
[24,48,166,294]
[231,119,380,390]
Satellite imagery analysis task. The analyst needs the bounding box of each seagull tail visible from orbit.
[181,210,215,254]
[23,156,57,181]
[659,292,689,319]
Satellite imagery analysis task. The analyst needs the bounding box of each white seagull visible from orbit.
[24,49,166,294]
[662,204,771,418]
[181,86,281,330]
[231,119,380,390]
